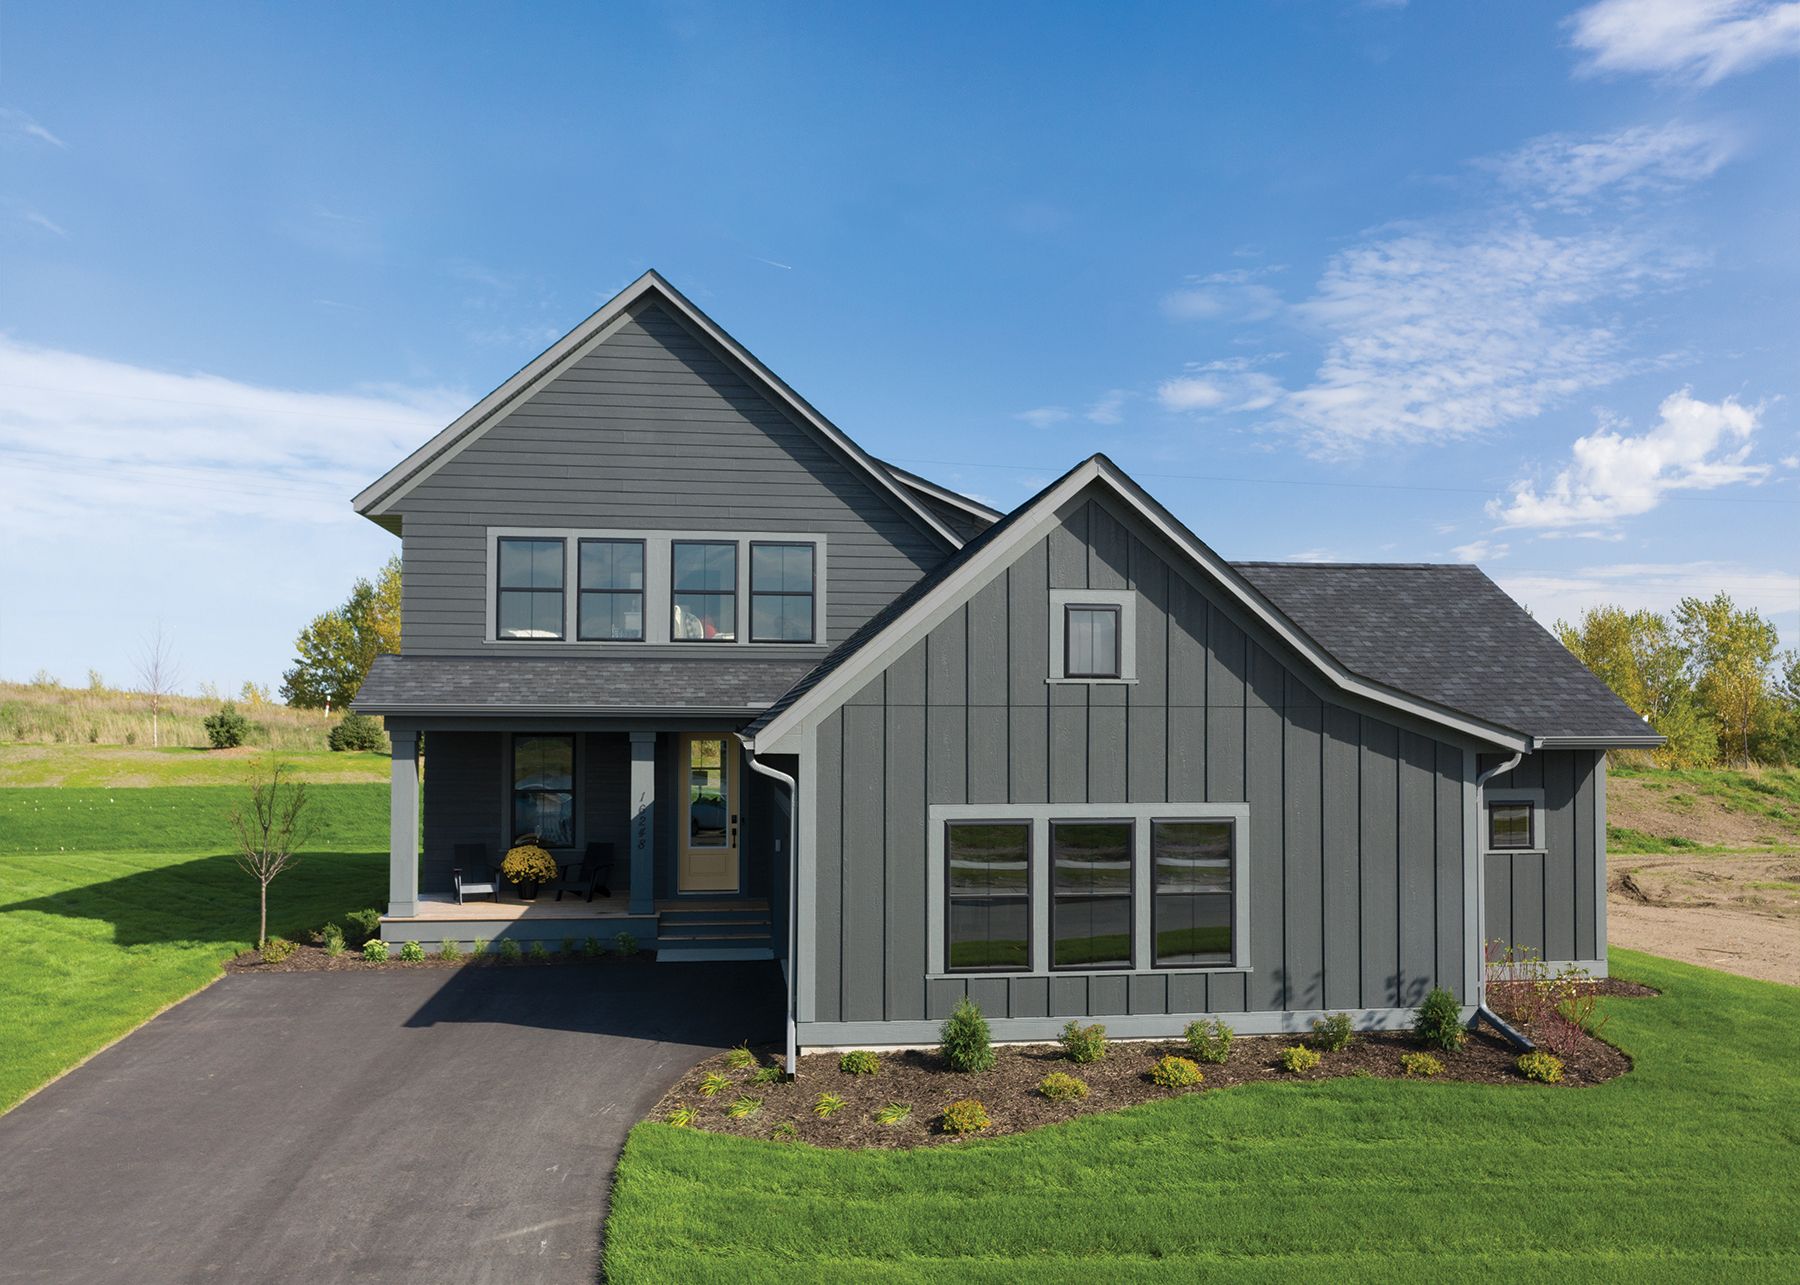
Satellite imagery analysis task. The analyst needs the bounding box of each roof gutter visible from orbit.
[1532,734,1665,749]
[744,743,800,1077]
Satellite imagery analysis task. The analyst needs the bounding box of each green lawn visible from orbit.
[0,743,389,787]
[606,950,1800,1282]
[0,783,387,1111]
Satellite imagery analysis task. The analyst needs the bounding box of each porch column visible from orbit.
[388,726,420,918]
[628,731,657,915]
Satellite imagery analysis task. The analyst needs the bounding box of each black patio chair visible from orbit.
[451,842,500,905]
[548,841,614,902]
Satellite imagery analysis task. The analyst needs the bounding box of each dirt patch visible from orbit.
[653,1008,1638,1149]
[225,943,648,972]
[1607,852,1798,987]
[1609,776,1799,850]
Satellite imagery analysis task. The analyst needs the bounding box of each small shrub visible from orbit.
[583,937,603,958]
[1517,1050,1565,1083]
[665,1104,699,1128]
[940,997,996,1072]
[398,940,426,963]
[343,908,383,948]
[1151,1055,1204,1088]
[751,1064,786,1085]
[203,702,250,749]
[561,937,578,956]
[528,941,550,963]
[87,726,98,744]
[471,938,488,957]
[614,931,639,957]
[838,1049,881,1076]
[1184,1018,1234,1064]
[726,1096,762,1119]
[770,1121,799,1143]
[1059,1021,1108,1065]
[873,1101,913,1126]
[260,936,296,965]
[725,1045,758,1071]
[939,1098,991,1135]
[321,922,345,958]
[1038,1072,1090,1102]
[1401,1052,1444,1078]
[814,1092,847,1118]
[437,939,462,962]
[1414,987,1467,1051]
[1279,1045,1321,1073]
[699,1072,732,1097]
[1309,1012,1355,1052]
[495,939,523,964]
[125,731,137,745]
[362,939,389,963]
[327,713,387,752]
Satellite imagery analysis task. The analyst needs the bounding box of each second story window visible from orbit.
[497,537,565,640]
[672,540,737,642]
[578,539,645,641]
[1064,604,1122,678]
[750,542,816,643]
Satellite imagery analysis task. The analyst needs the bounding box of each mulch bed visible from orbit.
[655,988,1649,1150]
[225,943,648,972]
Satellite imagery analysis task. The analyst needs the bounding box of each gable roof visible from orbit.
[351,270,964,549]
[879,460,1001,538]
[746,455,1661,754]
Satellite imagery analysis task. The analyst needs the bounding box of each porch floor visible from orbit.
[384,893,769,923]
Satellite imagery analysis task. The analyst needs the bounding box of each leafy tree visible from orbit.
[1675,594,1780,766]
[280,557,401,710]
[1556,606,1716,766]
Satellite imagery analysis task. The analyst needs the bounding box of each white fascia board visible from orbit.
[880,460,1003,523]
[353,271,965,553]
[754,457,1533,755]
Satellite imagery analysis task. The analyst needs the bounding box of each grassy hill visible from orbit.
[1608,764,1800,854]
[0,677,356,753]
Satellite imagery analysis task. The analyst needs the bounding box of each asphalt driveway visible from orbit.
[0,960,782,1284]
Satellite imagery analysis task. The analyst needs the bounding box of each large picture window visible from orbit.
[512,734,575,848]
[1051,820,1134,970]
[672,541,737,642]
[945,822,1031,972]
[749,542,816,643]
[1152,820,1234,967]
[497,538,565,640]
[578,539,645,641]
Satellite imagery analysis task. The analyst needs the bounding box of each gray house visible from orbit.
[352,271,1659,1065]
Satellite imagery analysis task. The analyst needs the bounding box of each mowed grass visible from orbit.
[0,743,389,788]
[606,951,1800,1283]
[0,782,387,1112]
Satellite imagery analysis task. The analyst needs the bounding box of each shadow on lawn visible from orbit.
[0,850,386,947]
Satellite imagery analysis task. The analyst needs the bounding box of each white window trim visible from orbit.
[1047,589,1137,684]
[483,527,827,647]
[1484,787,1545,855]
[925,801,1251,978]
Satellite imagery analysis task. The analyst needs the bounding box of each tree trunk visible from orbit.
[259,882,267,949]
[151,708,159,749]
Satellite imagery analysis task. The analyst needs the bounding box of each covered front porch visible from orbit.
[380,717,788,960]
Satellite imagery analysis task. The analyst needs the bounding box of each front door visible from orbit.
[678,733,740,893]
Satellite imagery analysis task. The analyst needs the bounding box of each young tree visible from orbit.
[1675,594,1780,766]
[230,754,314,949]
[280,556,402,710]
[133,621,181,749]
[1557,605,1715,765]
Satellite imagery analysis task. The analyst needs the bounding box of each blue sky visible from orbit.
[2,0,1797,693]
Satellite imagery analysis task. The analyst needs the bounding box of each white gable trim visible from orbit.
[751,456,1533,755]
[880,460,1002,525]
[351,271,965,549]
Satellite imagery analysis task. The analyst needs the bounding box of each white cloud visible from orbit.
[1287,548,1342,563]
[1157,377,1228,412]
[1489,390,1768,528]
[1568,0,1800,84]
[1498,562,1800,645]
[1782,454,1800,468]
[1015,406,1071,429]
[1161,267,1285,324]
[1451,539,1510,562]
[1085,390,1132,425]
[0,107,65,148]
[21,210,66,237]
[1483,121,1735,211]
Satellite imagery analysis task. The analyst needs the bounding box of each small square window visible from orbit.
[1064,605,1121,679]
[1488,801,1534,850]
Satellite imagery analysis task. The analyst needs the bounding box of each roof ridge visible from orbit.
[1232,560,1476,570]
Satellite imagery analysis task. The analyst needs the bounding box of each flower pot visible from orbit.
[516,881,540,901]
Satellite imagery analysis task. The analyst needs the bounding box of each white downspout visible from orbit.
[745,746,800,1076]
[1474,749,1531,1047]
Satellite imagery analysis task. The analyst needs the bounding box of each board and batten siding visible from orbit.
[393,300,948,653]
[804,494,1474,1042]
[1480,750,1606,970]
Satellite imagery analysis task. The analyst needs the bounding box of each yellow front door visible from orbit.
[678,733,740,893]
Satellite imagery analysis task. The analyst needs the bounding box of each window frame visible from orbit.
[943,819,1034,976]
[670,539,740,644]
[575,537,647,643]
[1062,603,1123,680]
[1486,800,1536,851]
[1046,588,1137,683]
[748,540,818,644]
[509,732,577,851]
[1149,817,1237,970]
[1049,818,1136,972]
[495,536,566,642]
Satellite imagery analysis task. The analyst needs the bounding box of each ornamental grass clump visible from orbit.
[726,1095,762,1119]
[1151,1055,1204,1089]
[1414,987,1467,1052]
[813,1092,847,1118]
[665,1104,699,1128]
[770,1122,799,1143]
[725,1045,758,1071]
[940,997,996,1072]
[752,1064,787,1085]
[361,939,389,963]
[699,1072,732,1097]
[1309,1012,1355,1052]
[1401,1051,1444,1078]
[1059,1021,1108,1064]
[500,843,558,891]
[398,940,425,963]
[873,1101,912,1126]
[838,1049,881,1076]
[1517,1050,1565,1083]
[1184,1018,1233,1064]
[939,1098,991,1135]
[437,939,462,962]
[1279,1045,1321,1073]
[320,922,345,958]
[1038,1072,1089,1103]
